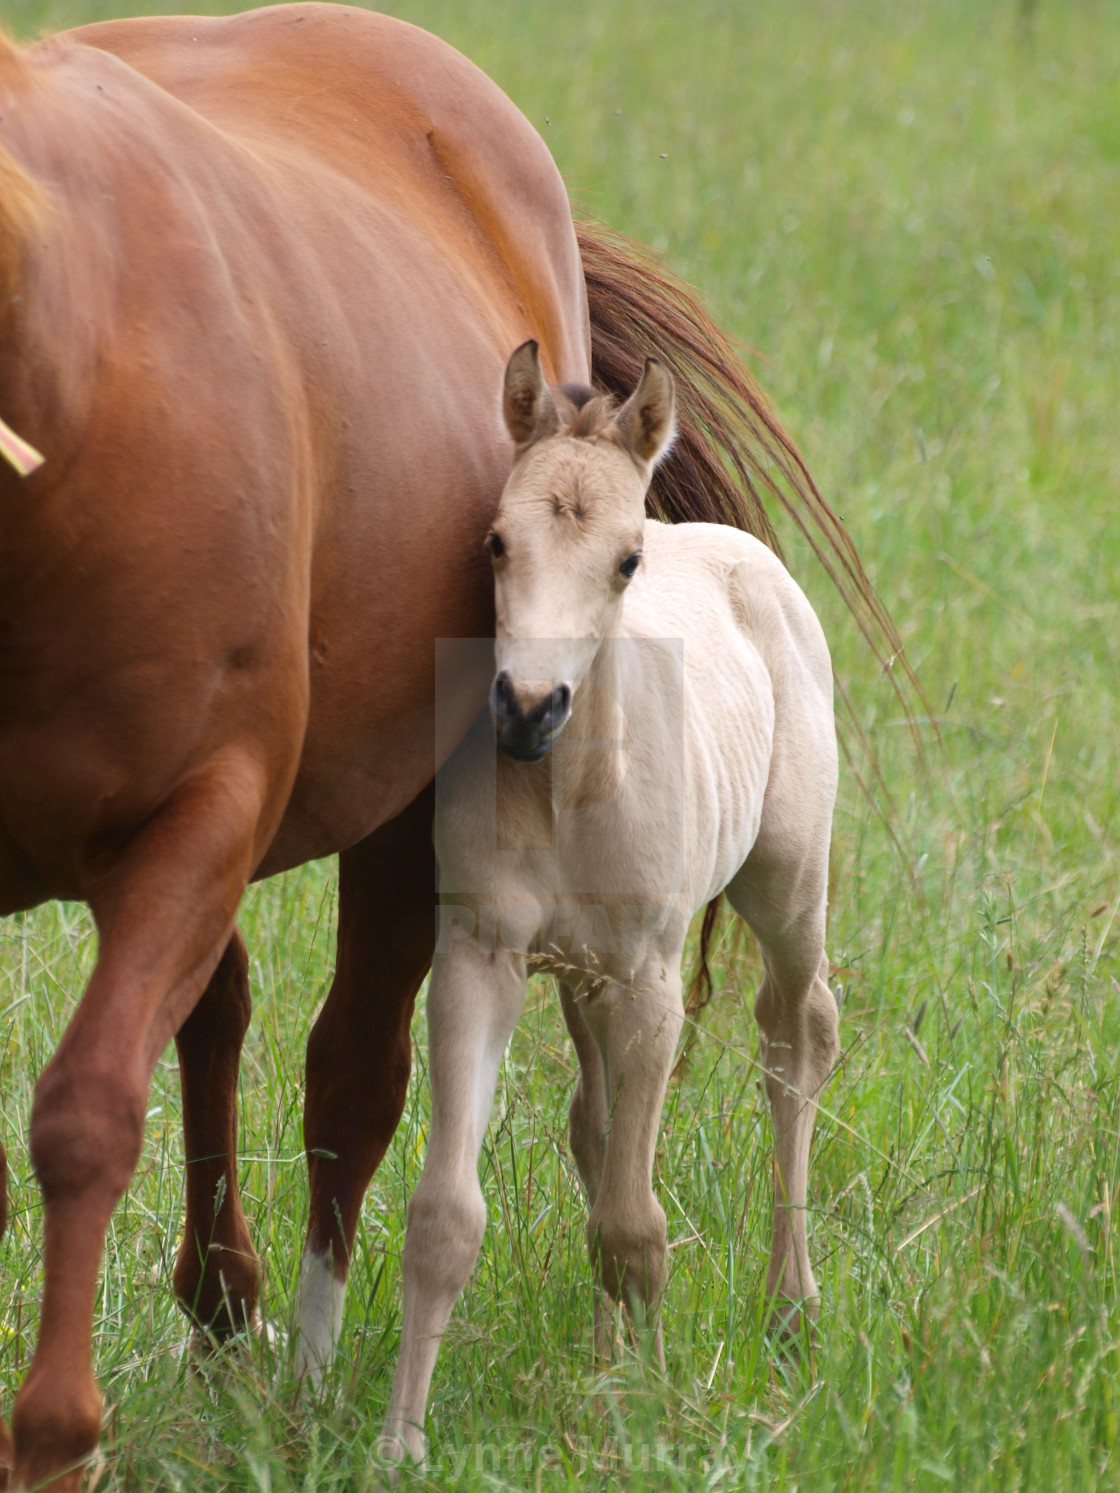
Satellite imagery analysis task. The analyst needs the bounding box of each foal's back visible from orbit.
[628,518,836,901]
[556,517,833,910]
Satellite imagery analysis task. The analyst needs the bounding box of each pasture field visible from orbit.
[2,0,1119,1487]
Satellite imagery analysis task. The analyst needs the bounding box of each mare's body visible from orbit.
[0,8,586,1485]
[1,3,587,903]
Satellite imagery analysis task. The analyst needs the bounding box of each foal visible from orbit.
[381,343,839,1463]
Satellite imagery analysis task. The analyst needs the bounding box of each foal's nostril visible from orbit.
[490,670,516,721]
[550,683,572,725]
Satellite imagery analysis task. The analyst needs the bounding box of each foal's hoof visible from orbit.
[375,1427,426,1489]
[766,1297,819,1357]
[373,1442,404,1490]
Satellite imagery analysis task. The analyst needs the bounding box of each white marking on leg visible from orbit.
[295,1246,345,1388]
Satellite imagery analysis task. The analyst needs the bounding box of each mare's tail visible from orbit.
[576,218,911,685]
[577,219,923,1055]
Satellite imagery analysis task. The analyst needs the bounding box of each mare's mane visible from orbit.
[0,30,44,306]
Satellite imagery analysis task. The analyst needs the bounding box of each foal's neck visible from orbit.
[544,624,633,812]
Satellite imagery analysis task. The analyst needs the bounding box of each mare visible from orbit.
[0,6,892,1486]
[380,344,839,1465]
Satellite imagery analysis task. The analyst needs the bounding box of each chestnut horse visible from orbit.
[0,6,892,1487]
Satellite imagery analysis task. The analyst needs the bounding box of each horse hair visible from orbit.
[0,34,44,308]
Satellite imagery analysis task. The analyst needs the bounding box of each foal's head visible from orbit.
[488,340,676,762]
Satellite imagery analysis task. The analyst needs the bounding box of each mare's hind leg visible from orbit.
[726,850,838,1331]
[576,961,686,1370]
[173,927,259,1341]
[296,784,435,1384]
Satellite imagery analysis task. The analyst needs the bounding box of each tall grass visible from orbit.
[1,1,1118,1487]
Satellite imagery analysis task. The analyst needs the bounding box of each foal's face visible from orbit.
[488,438,646,760]
[488,342,675,762]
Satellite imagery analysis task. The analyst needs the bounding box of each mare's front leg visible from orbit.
[381,935,527,1467]
[296,784,435,1384]
[173,927,259,1342]
[10,753,272,1493]
[576,959,686,1369]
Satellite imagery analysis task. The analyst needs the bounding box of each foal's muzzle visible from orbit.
[490,671,572,762]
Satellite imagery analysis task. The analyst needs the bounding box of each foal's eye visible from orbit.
[618,553,641,579]
[487,531,505,559]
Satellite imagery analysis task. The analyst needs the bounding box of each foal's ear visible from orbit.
[615,358,677,471]
[502,340,559,451]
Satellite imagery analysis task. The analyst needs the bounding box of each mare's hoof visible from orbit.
[188,1311,285,1388]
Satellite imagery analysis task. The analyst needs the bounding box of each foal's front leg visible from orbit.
[576,959,685,1369]
[559,980,615,1362]
[381,936,527,1467]
[559,980,607,1205]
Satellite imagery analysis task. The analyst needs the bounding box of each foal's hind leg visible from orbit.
[726,854,838,1332]
[296,784,435,1385]
[173,927,259,1342]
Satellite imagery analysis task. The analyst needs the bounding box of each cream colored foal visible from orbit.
[381,343,839,1464]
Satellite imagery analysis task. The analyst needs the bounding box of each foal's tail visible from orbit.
[672,896,731,1080]
[576,218,912,689]
[687,896,723,1019]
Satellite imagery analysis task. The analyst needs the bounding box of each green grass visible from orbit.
[2,0,1120,1487]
